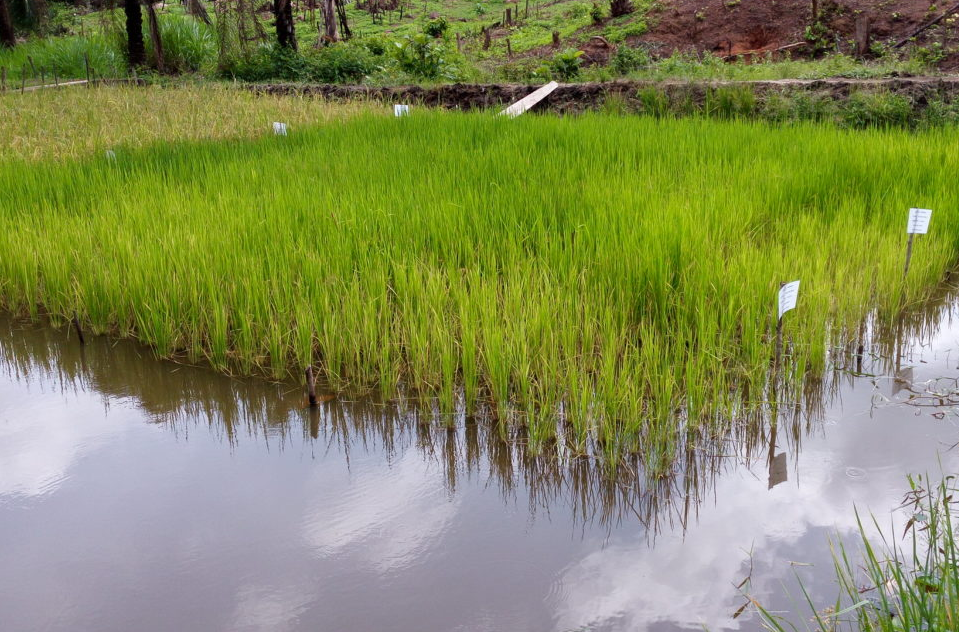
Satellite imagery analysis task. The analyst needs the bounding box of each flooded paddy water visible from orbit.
[1,303,958,632]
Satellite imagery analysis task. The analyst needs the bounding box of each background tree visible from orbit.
[321,0,337,42]
[0,0,17,47]
[124,0,145,66]
[609,0,633,18]
[274,0,296,49]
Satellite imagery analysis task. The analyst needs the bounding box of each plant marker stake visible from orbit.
[72,312,85,345]
[500,81,559,118]
[776,280,800,368]
[306,366,317,407]
[394,104,410,117]
[273,121,288,136]
[904,208,932,277]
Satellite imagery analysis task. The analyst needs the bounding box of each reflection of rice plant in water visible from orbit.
[759,473,959,632]
[1,96,959,466]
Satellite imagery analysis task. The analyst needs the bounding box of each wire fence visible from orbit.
[0,54,125,94]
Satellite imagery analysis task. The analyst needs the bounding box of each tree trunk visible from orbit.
[335,0,350,40]
[186,0,211,25]
[275,0,297,49]
[609,0,633,18]
[321,0,337,42]
[124,0,145,66]
[146,2,164,71]
[0,0,16,48]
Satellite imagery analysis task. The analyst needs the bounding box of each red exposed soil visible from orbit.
[640,0,959,64]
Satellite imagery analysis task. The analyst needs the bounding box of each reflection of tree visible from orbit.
[2,282,954,539]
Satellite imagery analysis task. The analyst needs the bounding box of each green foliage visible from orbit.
[0,34,125,82]
[840,91,914,129]
[913,42,947,68]
[423,16,449,38]
[611,44,649,74]
[549,48,584,81]
[602,19,647,43]
[150,13,216,73]
[392,33,456,80]
[221,42,377,83]
[760,474,959,632]
[589,3,604,24]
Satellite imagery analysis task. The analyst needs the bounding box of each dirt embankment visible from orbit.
[640,0,959,66]
[253,76,959,114]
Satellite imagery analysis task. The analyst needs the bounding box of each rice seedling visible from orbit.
[0,84,372,161]
[1,91,958,465]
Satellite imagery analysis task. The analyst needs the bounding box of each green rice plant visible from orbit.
[1,93,958,465]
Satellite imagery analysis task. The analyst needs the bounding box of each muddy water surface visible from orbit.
[1,312,957,632]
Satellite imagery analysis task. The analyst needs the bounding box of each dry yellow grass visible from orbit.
[0,83,374,161]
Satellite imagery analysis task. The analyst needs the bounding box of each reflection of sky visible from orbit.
[0,315,957,632]
[0,380,121,500]
[301,451,460,573]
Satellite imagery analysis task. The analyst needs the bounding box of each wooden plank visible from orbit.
[499,81,559,118]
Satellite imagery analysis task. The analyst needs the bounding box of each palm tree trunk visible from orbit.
[0,0,16,48]
[275,0,297,49]
[124,0,145,66]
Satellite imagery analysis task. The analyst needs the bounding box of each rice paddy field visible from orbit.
[1,85,958,467]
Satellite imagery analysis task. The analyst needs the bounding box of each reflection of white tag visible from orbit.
[394,104,410,117]
[273,122,288,136]
[907,208,932,234]
[104,149,116,160]
[778,280,800,320]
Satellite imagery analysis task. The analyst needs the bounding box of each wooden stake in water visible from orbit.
[775,280,800,368]
[306,366,317,407]
[903,207,932,277]
[71,312,85,345]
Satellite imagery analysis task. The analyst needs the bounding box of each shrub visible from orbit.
[840,91,914,129]
[549,48,584,81]
[424,17,448,38]
[589,3,604,24]
[392,33,455,79]
[611,45,649,74]
[221,43,376,83]
[151,14,216,73]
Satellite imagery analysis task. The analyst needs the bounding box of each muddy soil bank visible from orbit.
[251,77,959,115]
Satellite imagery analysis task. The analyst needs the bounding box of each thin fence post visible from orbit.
[306,366,317,406]
[84,52,90,85]
[20,64,26,93]
[1,66,5,93]
[903,232,915,277]
[72,312,85,345]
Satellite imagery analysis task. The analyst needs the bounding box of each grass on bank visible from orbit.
[1,89,958,465]
[760,473,959,632]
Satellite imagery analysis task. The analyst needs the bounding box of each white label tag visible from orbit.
[907,208,932,234]
[394,104,410,117]
[778,281,800,320]
[104,149,116,160]
[272,122,288,136]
